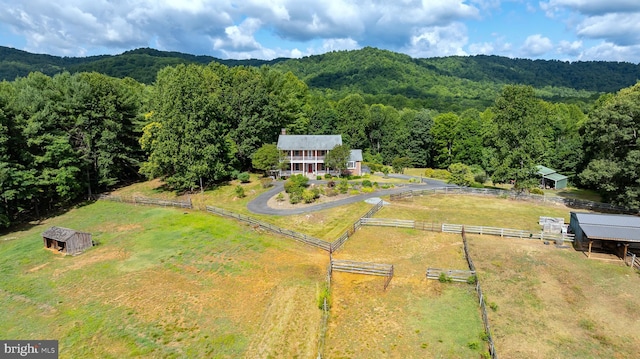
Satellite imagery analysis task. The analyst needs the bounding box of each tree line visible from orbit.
[1,61,639,229]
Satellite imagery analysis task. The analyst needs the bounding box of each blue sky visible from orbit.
[0,0,638,62]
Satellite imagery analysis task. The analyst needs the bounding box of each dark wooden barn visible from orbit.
[42,226,93,255]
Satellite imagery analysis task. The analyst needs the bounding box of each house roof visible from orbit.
[277,135,342,151]
[42,226,81,242]
[349,149,363,162]
[573,212,640,242]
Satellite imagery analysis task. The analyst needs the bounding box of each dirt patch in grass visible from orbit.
[468,235,640,359]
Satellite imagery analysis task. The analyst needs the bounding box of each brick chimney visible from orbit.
[281,128,286,135]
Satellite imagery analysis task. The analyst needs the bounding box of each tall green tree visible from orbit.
[141,64,232,191]
[580,83,640,208]
[336,94,369,149]
[489,85,551,189]
[325,144,351,176]
[431,112,460,168]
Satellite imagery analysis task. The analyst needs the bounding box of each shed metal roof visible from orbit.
[42,226,80,242]
[349,149,363,162]
[277,135,342,151]
[536,165,556,176]
[573,212,640,242]
[544,172,568,181]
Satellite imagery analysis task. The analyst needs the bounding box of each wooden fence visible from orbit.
[627,252,640,270]
[389,186,635,214]
[317,263,332,359]
[360,218,574,243]
[205,205,332,251]
[95,194,193,209]
[426,268,476,283]
[330,199,384,253]
[331,259,394,290]
[461,227,497,359]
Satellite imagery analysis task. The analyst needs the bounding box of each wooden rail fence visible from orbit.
[360,218,574,243]
[389,186,635,215]
[330,199,384,253]
[331,259,394,290]
[205,205,332,251]
[461,227,497,359]
[95,194,192,209]
[627,252,640,270]
[426,268,476,283]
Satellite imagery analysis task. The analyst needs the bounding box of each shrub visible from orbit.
[373,182,378,188]
[311,187,321,198]
[470,182,484,188]
[530,188,544,195]
[338,179,349,194]
[238,172,250,183]
[489,302,498,311]
[284,174,309,194]
[289,192,302,204]
[324,173,332,179]
[382,167,390,177]
[467,341,480,350]
[438,272,452,283]
[302,189,316,203]
[471,165,488,184]
[327,180,336,188]
[230,170,240,180]
[317,284,331,310]
[362,179,372,187]
[362,187,375,193]
[316,175,322,180]
[467,275,477,284]
[234,185,245,198]
[349,189,360,195]
[260,177,273,188]
[479,332,489,342]
[432,169,451,180]
[448,163,474,186]
[424,168,434,178]
[350,175,361,180]
[275,192,285,202]
[325,188,338,197]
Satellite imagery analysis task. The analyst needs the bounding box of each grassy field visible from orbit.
[328,227,486,358]
[377,194,571,231]
[468,235,640,359]
[3,180,638,359]
[0,201,327,358]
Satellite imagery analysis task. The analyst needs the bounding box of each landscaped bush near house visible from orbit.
[289,191,302,204]
[238,172,250,183]
[316,175,322,180]
[234,185,245,198]
[284,174,309,195]
[362,187,375,193]
[260,178,273,188]
[338,179,349,194]
[349,189,360,195]
[325,188,338,197]
[302,189,316,203]
[276,192,285,201]
[324,173,332,179]
[327,180,336,188]
[424,168,451,180]
[362,179,372,187]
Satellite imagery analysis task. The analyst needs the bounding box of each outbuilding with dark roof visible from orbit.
[42,226,93,255]
[569,212,640,259]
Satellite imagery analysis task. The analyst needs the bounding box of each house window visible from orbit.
[347,161,356,169]
[306,150,313,157]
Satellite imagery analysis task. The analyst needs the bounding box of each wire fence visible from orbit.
[389,187,636,214]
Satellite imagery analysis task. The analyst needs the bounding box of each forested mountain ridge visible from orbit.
[0,46,285,83]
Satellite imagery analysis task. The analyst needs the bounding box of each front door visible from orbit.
[308,164,313,173]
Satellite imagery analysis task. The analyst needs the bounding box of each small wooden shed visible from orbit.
[42,226,93,255]
[569,212,640,258]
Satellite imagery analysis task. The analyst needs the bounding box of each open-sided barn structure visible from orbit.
[569,212,640,259]
[42,226,93,255]
[536,165,568,190]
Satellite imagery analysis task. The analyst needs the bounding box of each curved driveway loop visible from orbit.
[247,176,453,215]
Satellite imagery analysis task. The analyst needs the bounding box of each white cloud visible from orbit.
[404,23,468,58]
[213,18,262,52]
[541,0,640,16]
[579,41,640,61]
[321,38,360,52]
[557,40,582,56]
[576,13,640,46]
[521,34,553,57]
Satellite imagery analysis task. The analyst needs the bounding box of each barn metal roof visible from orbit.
[573,212,640,242]
[42,226,80,242]
[277,135,342,151]
[536,165,568,181]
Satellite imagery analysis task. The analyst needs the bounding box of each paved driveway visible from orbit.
[247,177,452,215]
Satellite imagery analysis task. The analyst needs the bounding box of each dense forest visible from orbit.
[1,47,640,228]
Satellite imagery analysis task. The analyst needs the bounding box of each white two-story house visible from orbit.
[277,133,362,177]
